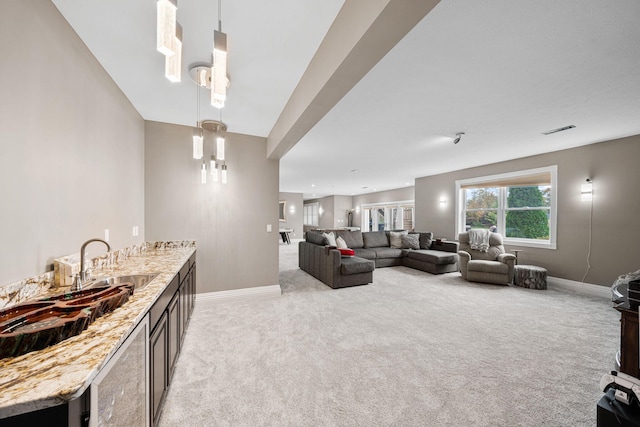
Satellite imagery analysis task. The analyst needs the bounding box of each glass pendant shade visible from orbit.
[221,164,228,184]
[210,155,218,182]
[211,30,227,109]
[201,162,207,184]
[157,0,178,56]
[216,135,225,161]
[165,23,182,82]
[192,128,203,159]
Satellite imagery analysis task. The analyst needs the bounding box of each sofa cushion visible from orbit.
[401,234,420,249]
[363,231,389,248]
[336,230,364,249]
[322,231,337,247]
[372,247,404,259]
[389,231,408,248]
[306,231,327,246]
[353,248,377,260]
[418,232,434,249]
[406,249,457,265]
[336,236,348,249]
[341,257,375,275]
[467,260,509,275]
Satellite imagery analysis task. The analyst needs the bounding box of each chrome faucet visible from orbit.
[72,238,111,291]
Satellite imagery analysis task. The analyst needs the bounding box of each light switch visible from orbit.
[104,229,110,242]
[266,224,272,232]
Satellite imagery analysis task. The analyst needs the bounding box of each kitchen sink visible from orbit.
[91,273,160,290]
[0,283,135,359]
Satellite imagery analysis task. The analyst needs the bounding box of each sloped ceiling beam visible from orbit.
[267,0,441,160]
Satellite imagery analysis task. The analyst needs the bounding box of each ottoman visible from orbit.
[514,265,547,290]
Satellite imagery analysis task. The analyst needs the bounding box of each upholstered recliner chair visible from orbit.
[458,231,516,285]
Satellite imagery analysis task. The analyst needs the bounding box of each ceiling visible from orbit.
[53,0,640,200]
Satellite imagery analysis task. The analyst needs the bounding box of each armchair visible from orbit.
[458,231,515,285]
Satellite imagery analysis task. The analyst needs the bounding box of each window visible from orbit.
[361,201,414,232]
[303,203,318,226]
[456,166,557,249]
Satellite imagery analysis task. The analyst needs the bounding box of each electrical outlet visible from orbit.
[132,226,139,237]
[266,224,272,232]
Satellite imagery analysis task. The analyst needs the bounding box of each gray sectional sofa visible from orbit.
[299,229,459,289]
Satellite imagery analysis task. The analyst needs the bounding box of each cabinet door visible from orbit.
[179,278,188,344]
[168,291,180,381]
[619,308,640,377]
[149,313,168,427]
[190,263,196,314]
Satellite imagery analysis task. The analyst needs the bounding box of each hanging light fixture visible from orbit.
[192,84,203,159]
[202,119,227,162]
[157,0,182,82]
[165,23,182,82]
[211,0,228,108]
[201,161,207,184]
[221,163,228,184]
[157,0,178,56]
[210,155,219,182]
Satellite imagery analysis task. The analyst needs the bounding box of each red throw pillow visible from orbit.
[338,248,355,257]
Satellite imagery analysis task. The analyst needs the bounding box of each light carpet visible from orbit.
[158,240,619,426]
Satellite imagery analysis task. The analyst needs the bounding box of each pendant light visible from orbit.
[211,155,219,182]
[156,0,178,56]
[165,23,182,82]
[211,0,228,108]
[201,161,207,184]
[221,163,228,184]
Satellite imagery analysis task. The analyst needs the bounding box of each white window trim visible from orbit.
[360,200,415,231]
[455,166,557,249]
[303,202,319,226]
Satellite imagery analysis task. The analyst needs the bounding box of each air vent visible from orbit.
[542,125,576,135]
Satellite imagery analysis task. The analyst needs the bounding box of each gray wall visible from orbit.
[0,1,145,285]
[278,192,304,239]
[415,135,640,286]
[145,121,279,293]
[352,187,415,229]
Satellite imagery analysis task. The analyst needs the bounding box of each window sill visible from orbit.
[504,238,556,250]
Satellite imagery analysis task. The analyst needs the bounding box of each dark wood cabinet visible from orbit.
[149,252,196,427]
[168,291,180,381]
[616,305,639,378]
[150,311,168,427]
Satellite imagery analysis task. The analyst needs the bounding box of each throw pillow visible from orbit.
[401,234,420,249]
[389,230,408,248]
[336,236,348,249]
[322,231,337,247]
[419,232,434,249]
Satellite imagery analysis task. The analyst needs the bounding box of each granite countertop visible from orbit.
[0,245,196,419]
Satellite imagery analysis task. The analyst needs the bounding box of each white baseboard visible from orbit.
[196,285,282,303]
[547,276,610,299]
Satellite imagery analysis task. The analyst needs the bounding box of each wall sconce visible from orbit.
[439,198,447,207]
[581,178,593,202]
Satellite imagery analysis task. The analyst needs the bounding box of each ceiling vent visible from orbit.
[542,125,576,135]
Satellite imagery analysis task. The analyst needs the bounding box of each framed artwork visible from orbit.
[279,201,286,222]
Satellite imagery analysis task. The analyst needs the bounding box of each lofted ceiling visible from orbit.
[53,0,640,200]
